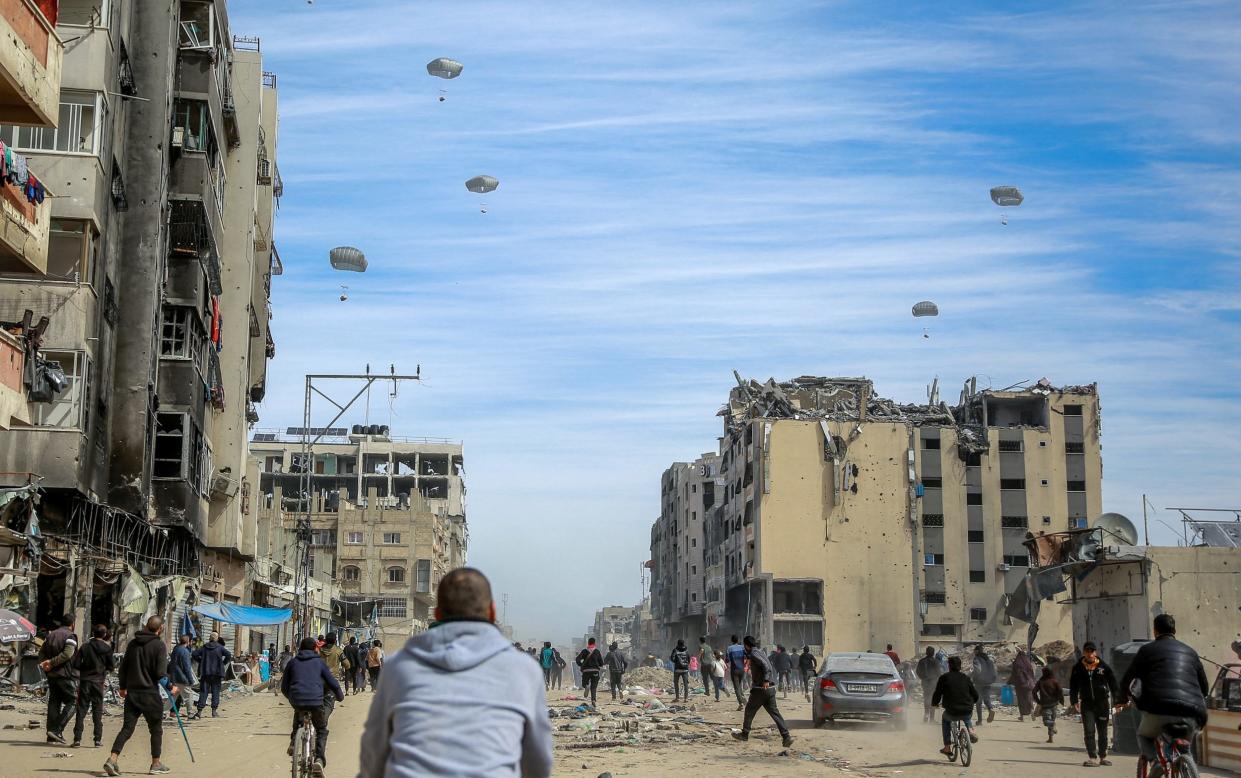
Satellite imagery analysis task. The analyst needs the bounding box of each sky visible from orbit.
[228,0,1241,645]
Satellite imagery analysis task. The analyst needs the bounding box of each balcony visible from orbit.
[0,327,29,428]
[0,171,50,273]
[0,0,63,127]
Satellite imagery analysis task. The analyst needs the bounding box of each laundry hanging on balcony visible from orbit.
[0,141,47,205]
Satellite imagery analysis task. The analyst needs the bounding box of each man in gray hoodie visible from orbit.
[358,568,553,778]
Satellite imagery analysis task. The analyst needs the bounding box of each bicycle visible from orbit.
[1137,721,1199,778]
[290,709,320,778]
[947,717,973,767]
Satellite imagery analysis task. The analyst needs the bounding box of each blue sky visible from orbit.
[229,0,1241,644]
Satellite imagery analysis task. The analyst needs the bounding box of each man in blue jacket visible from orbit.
[191,633,232,718]
[282,637,344,774]
[168,634,194,716]
[726,635,748,709]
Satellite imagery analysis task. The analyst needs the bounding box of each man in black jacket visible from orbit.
[798,646,817,699]
[282,637,345,772]
[575,638,604,706]
[1070,641,1120,766]
[916,646,945,722]
[731,636,793,748]
[932,656,980,755]
[38,613,79,744]
[603,642,628,701]
[191,632,233,718]
[343,636,361,695]
[104,616,176,776]
[1116,614,1210,765]
[771,646,793,698]
[72,624,115,748]
[669,640,690,701]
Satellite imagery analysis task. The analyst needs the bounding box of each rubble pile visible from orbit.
[623,667,673,689]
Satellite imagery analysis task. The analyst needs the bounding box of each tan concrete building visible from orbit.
[250,429,466,647]
[650,375,1103,659]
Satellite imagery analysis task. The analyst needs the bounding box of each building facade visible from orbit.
[250,428,467,647]
[649,375,1102,659]
[0,0,281,652]
[649,453,719,647]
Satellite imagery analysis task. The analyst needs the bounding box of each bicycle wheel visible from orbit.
[959,730,973,767]
[301,724,316,778]
[1172,755,1200,778]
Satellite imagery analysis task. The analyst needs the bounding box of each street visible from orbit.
[2,684,1230,777]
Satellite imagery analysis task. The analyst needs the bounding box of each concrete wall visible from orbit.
[1072,547,1241,669]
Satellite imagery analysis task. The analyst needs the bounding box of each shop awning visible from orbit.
[193,602,291,626]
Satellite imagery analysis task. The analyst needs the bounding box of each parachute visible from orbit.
[426,58,463,79]
[465,175,499,194]
[912,301,939,318]
[990,186,1023,225]
[329,246,367,273]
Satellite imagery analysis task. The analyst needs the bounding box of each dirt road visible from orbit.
[1,685,1230,777]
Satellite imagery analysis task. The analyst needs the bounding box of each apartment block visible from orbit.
[0,1,282,650]
[648,375,1102,658]
[649,453,719,646]
[250,427,467,647]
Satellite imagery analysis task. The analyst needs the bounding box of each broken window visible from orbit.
[922,437,941,450]
[970,607,988,622]
[39,219,95,282]
[967,530,984,543]
[30,351,89,428]
[58,0,111,26]
[310,529,336,547]
[342,565,360,582]
[1063,404,1083,416]
[386,566,405,584]
[153,412,196,481]
[1067,480,1086,492]
[1065,441,1085,454]
[966,492,983,506]
[968,570,986,583]
[1000,478,1025,490]
[921,513,944,527]
[1002,554,1029,567]
[921,477,942,489]
[998,439,1023,452]
[966,452,982,467]
[986,396,1049,428]
[924,553,944,566]
[160,306,206,367]
[922,591,946,604]
[415,559,431,593]
[772,581,822,614]
[178,1,215,48]
[1001,515,1028,529]
[920,623,958,637]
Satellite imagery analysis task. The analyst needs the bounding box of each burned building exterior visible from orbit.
[0,1,282,648]
[648,374,1102,657]
[250,428,468,646]
[649,453,719,645]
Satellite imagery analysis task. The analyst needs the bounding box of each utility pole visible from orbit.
[292,365,421,639]
[502,593,509,625]
[1142,493,1150,546]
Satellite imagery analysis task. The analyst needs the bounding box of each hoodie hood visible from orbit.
[133,629,161,645]
[405,620,508,673]
[294,649,319,662]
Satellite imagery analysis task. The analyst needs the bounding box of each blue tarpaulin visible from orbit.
[192,602,291,626]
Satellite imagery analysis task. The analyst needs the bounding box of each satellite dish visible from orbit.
[1095,512,1139,545]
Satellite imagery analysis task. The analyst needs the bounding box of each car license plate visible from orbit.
[847,683,880,693]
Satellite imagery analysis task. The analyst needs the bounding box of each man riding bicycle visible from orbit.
[1115,613,1210,772]
[932,656,980,756]
[282,637,344,776]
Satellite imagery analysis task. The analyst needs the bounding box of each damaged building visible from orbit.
[0,0,283,651]
[250,427,467,646]
[648,373,1102,657]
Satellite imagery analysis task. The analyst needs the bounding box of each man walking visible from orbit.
[575,638,604,707]
[698,637,716,695]
[191,632,232,718]
[551,648,566,690]
[604,642,628,701]
[342,636,360,695]
[726,635,747,709]
[168,634,194,716]
[883,643,901,667]
[1070,641,1119,766]
[357,567,552,777]
[72,624,115,748]
[670,639,691,701]
[38,613,79,744]
[771,645,793,697]
[104,616,175,776]
[731,636,793,748]
[539,642,555,689]
[282,637,344,774]
[971,644,998,724]
[798,646,818,699]
[915,646,944,723]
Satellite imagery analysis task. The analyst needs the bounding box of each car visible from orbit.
[812,652,908,729]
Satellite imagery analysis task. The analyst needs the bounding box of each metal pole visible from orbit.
[1142,494,1149,546]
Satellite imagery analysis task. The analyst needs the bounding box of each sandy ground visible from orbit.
[0,684,1232,777]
